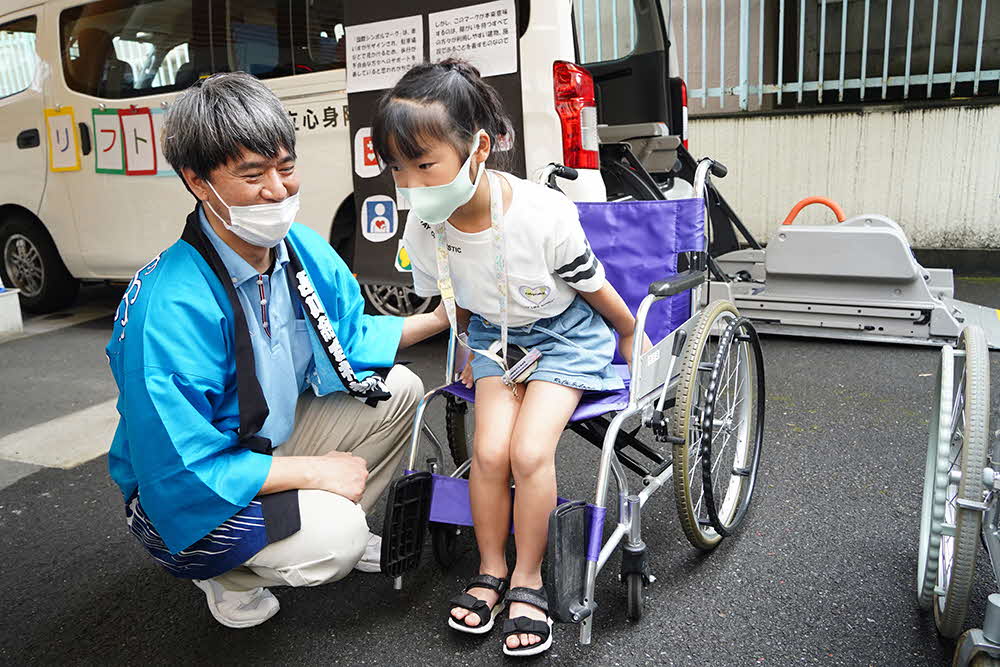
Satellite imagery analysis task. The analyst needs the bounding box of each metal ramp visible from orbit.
[713,214,1000,349]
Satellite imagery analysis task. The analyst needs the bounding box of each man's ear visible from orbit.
[182,168,210,202]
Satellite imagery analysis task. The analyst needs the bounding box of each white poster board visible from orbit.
[45,108,81,172]
[346,15,424,93]
[93,111,124,173]
[119,108,157,175]
[429,0,517,78]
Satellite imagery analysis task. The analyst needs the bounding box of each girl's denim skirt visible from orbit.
[466,295,624,392]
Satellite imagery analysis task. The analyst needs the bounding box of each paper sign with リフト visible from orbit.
[119,107,157,175]
[92,108,124,174]
[45,107,81,172]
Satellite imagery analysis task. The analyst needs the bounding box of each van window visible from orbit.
[573,0,639,64]
[226,1,293,78]
[296,0,346,73]
[152,42,190,86]
[60,0,209,99]
[0,15,38,99]
[59,0,346,100]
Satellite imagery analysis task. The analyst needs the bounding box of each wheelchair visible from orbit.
[917,324,1000,666]
[380,153,767,645]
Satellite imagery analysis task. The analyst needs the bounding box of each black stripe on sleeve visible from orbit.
[561,260,601,284]
[555,245,593,276]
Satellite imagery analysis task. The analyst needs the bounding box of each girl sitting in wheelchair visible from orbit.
[371,59,649,657]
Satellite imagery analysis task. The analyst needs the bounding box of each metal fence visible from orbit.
[0,30,37,99]
[680,0,999,111]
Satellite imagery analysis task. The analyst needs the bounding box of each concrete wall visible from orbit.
[689,102,1000,249]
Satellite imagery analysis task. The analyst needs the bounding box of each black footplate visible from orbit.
[544,501,595,624]
[380,472,433,578]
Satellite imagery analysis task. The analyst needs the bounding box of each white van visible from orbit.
[0,0,685,314]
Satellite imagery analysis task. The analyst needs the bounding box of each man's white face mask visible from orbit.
[204,180,300,248]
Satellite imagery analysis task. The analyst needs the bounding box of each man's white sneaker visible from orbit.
[353,532,382,573]
[193,578,280,629]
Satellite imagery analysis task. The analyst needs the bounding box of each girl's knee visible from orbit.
[510,442,555,480]
[472,439,510,477]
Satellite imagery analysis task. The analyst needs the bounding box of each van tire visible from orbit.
[0,217,79,314]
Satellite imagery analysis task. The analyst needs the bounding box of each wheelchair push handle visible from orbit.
[538,162,580,191]
[551,164,579,181]
[692,157,726,200]
[781,196,847,225]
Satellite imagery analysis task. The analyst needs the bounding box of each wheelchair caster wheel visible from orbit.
[430,522,463,570]
[625,573,644,622]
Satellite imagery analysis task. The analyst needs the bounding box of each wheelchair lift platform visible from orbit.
[712,214,1000,350]
[594,125,999,351]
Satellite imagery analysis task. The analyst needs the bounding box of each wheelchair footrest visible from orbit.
[545,500,601,624]
[380,471,433,578]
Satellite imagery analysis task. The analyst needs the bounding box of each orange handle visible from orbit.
[781,197,847,225]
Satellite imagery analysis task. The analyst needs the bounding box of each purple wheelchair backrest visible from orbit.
[575,197,705,362]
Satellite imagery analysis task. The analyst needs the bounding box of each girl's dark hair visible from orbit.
[371,59,515,169]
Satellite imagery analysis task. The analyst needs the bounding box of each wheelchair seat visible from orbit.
[439,379,631,423]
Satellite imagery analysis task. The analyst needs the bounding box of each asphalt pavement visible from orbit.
[0,279,998,666]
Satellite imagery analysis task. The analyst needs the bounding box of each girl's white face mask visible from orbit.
[397,130,486,225]
[205,180,300,248]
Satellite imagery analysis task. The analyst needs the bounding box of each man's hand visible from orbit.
[258,452,369,501]
[398,302,450,350]
[314,451,368,503]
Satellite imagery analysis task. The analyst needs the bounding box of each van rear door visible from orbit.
[574,0,676,130]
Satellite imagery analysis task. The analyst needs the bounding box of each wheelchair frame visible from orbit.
[388,158,764,645]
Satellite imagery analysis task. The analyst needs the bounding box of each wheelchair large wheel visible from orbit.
[671,300,764,551]
[917,344,955,609]
[933,326,991,638]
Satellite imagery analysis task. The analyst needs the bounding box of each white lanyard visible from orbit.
[434,170,511,375]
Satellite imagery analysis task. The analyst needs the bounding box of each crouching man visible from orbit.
[106,72,447,628]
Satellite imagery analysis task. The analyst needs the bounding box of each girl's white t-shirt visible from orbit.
[403,171,606,327]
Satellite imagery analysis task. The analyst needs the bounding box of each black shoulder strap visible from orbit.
[284,240,392,407]
[180,207,272,454]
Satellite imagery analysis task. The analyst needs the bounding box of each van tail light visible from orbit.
[680,78,689,151]
[553,61,599,170]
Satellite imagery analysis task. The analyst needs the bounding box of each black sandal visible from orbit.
[501,586,554,657]
[447,574,509,634]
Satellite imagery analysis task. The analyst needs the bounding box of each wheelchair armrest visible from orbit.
[648,270,706,297]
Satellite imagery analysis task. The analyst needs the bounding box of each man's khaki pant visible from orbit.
[212,365,423,592]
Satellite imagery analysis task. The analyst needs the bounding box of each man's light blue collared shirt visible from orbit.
[199,208,313,449]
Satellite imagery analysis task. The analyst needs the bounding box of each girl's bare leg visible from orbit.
[505,380,582,648]
[451,377,521,626]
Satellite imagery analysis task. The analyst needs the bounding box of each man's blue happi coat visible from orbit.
[106,221,403,554]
